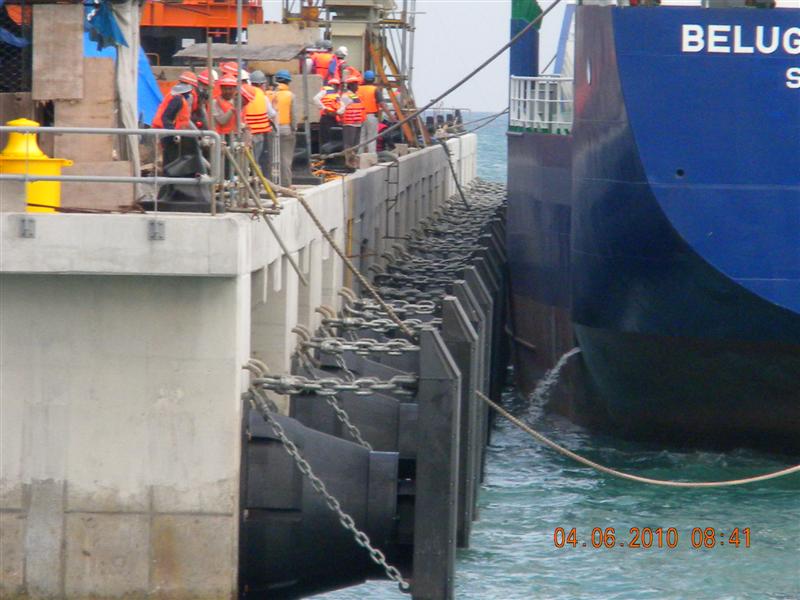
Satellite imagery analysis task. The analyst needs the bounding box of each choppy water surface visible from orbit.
[315,116,800,599]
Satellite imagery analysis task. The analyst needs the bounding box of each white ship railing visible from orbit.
[509,76,573,134]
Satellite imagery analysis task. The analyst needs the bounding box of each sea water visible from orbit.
[315,114,800,599]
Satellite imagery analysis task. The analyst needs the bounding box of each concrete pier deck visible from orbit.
[0,135,477,599]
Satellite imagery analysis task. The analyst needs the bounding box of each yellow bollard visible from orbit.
[0,118,73,213]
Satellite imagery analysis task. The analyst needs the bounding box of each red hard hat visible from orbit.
[179,71,198,86]
[218,75,238,87]
[327,77,340,85]
[345,75,360,84]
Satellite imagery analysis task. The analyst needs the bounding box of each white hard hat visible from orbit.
[241,69,251,82]
[337,46,348,57]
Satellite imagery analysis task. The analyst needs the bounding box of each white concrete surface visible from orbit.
[0,135,477,598]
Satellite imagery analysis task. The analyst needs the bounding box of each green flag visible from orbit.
[512,0,543,28]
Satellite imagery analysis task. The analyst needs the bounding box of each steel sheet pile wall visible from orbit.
[242,180,508,600]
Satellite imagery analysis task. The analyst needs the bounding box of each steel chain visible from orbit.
[247,393,411,593]
[323,395,373,450]
[305,336,421,356]
[256,374,418,396]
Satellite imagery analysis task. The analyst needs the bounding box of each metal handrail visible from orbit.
[0,126,222,186]
[509,76,573,133]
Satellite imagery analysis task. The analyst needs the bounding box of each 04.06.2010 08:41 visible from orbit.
[553,527,751,549]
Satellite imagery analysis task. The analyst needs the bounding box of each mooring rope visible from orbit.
[477,392,800,488]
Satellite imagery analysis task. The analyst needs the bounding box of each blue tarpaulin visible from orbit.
[85,1,127,50]
[82,32,163,125]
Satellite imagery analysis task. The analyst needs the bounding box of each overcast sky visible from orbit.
[262,0,568,112]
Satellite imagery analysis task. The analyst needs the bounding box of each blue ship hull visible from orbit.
[507,6,800,451]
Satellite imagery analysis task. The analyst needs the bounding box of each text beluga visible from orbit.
[681,24,800,89]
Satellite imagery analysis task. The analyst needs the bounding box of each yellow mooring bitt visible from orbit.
[0,118,73,212]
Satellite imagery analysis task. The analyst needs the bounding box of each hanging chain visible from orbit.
[322,394,373,450]
[247,393,410,593]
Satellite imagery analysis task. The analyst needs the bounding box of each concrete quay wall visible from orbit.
[0,135,477,599]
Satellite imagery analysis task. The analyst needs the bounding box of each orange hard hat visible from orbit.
[240,84,256,102]
[197,69,218,85]
[218,75,238,87]
[345,75,360,84]
[220,61,239,75]
[327,77,340,85]
[179,71,198,86]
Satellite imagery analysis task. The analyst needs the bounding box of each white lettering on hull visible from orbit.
[680,24,800,88]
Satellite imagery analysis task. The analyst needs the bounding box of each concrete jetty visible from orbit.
[0,135,477,599]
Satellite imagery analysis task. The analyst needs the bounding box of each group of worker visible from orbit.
[312,68,386,168]
[153,40,392,183]
[152,62,297,186]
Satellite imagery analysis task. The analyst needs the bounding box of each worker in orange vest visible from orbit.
[313,75,341,148]
[244,70,277,178]
[178,71,208,129]
[337,75,366,169]
[152,81,193,168]
[357,70,386,154]
[273,70,296,186]
[311,40,334,82]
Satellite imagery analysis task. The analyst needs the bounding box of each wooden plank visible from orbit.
[32,4,84,101]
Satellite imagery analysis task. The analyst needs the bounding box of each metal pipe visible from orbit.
[301,50,313,170]
[407,0,416,91]
[0,174,214,185]
[0,126,223,184]
[207,35,217,216]
[400,0,408,80]
[236,0,243,138]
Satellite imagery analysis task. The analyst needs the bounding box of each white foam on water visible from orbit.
[528,346,582,406]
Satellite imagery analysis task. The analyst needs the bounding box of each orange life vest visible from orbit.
[357,84,379,114]
[313,52,334,79]
[319,86,340,115]
[244,86,273,134]
[215,97,236,134]
[152,94,190,130]
[275,84,293,126]
[342,91,365,126]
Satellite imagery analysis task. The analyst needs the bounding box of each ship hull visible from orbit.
[507,6,800,451]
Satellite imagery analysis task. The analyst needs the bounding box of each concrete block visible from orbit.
[0,180,27,212]
[0,482,24,510]
[60,161,135,211]
[152,478,237,515]
[32,4,84,101]
[151,515,236,598]
[358,153,378,169]
[65,513,150,598]
[66,481,150,514]
[289,75,323,124]
[54,99,116,162]
[83,57,117,103]
[0,513,25,596]
[24,480,65,597]
[248,59,300,76]
[247,22,317,47]
[394,143,408,156]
